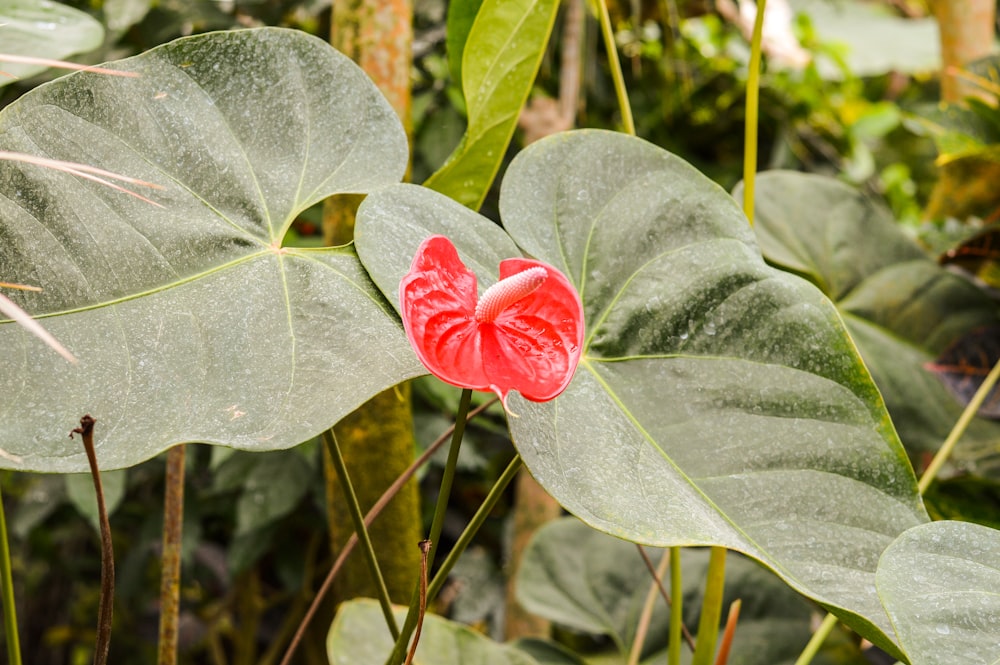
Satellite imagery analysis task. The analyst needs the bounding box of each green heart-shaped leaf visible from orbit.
[0,0,104,85]
[0,28,421,471]
[877,521,1000,664]
[357,130,927,655]
[328,599,539,664]
[740,172,1000,465]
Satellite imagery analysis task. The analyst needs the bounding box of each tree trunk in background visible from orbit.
[925,0,999,222]
[322,0,421,609]
[932,0,995,103]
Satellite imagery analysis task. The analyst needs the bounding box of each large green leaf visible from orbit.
[739,172,1000,466]
[328,599,539,664]
[356,130,928,655]
[0,28,421,472]
[423,0,559,209]
[516,517,866,664]
[0,0,104,85]
[876,521,1000,664]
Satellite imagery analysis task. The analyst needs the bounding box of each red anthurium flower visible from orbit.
[400,235,584,409]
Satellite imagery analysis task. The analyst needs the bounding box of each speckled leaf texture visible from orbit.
[877,521,1000,664]
[0,28,422,471]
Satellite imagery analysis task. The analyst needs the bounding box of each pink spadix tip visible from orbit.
[475,266,548,323]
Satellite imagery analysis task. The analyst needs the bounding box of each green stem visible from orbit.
[918,356,1000,494]
[0,481,21,665]
[691,546,727,665]
[322,429,399,640]
[596,0,636,136]
[427,454,522,600]
[742,0,766,225]
[793,613,838,665]
[668,546,682,665]
[385,388,474,665]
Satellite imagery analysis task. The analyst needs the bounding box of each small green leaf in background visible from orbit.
[423,0,560,209]
[0,0,104,85]
[738,171,1000,467]
[876,521,1000,664]
[65,469,126,532]
[234,450,314,536]
[0,28,421,472]
[328,599,540,664]
[357,130,927,657]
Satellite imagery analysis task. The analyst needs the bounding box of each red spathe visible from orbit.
[399,235,584,407]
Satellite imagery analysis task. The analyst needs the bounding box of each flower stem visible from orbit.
[596,0,635,136]
[793,613,838,665]
[427,454,523,600]
[322,428,400,640]
[668,546,682,665]
[691,546,727,665]
[742,0,766,225]
[385,388,474,665]
[918,356,1000,494]
[0,481,21,665]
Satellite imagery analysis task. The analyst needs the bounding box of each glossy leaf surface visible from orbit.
[357,130,928,654]
[0,28,421,472]
[328,599,539,664]
[0,0,103,85]
[423,0,559,209]
[877,521,1000,664]
[740,172,1000,464]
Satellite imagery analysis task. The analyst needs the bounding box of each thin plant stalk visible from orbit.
[427,454,523,600]
[918,356,1000,494]
[637,545,696,650]
[792,613,838,665]
[279,398,496,665]
[385,388,474,665]
[158,445,185,665]
[403,541,432,665]
[669,546,683,665]
[322,429,400,639]
[691,547,727,665]
[72,416,114,665]
[0,481,21,665]
[596,0,636,135]
[742,0,766,225]
[628,549,670,665]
